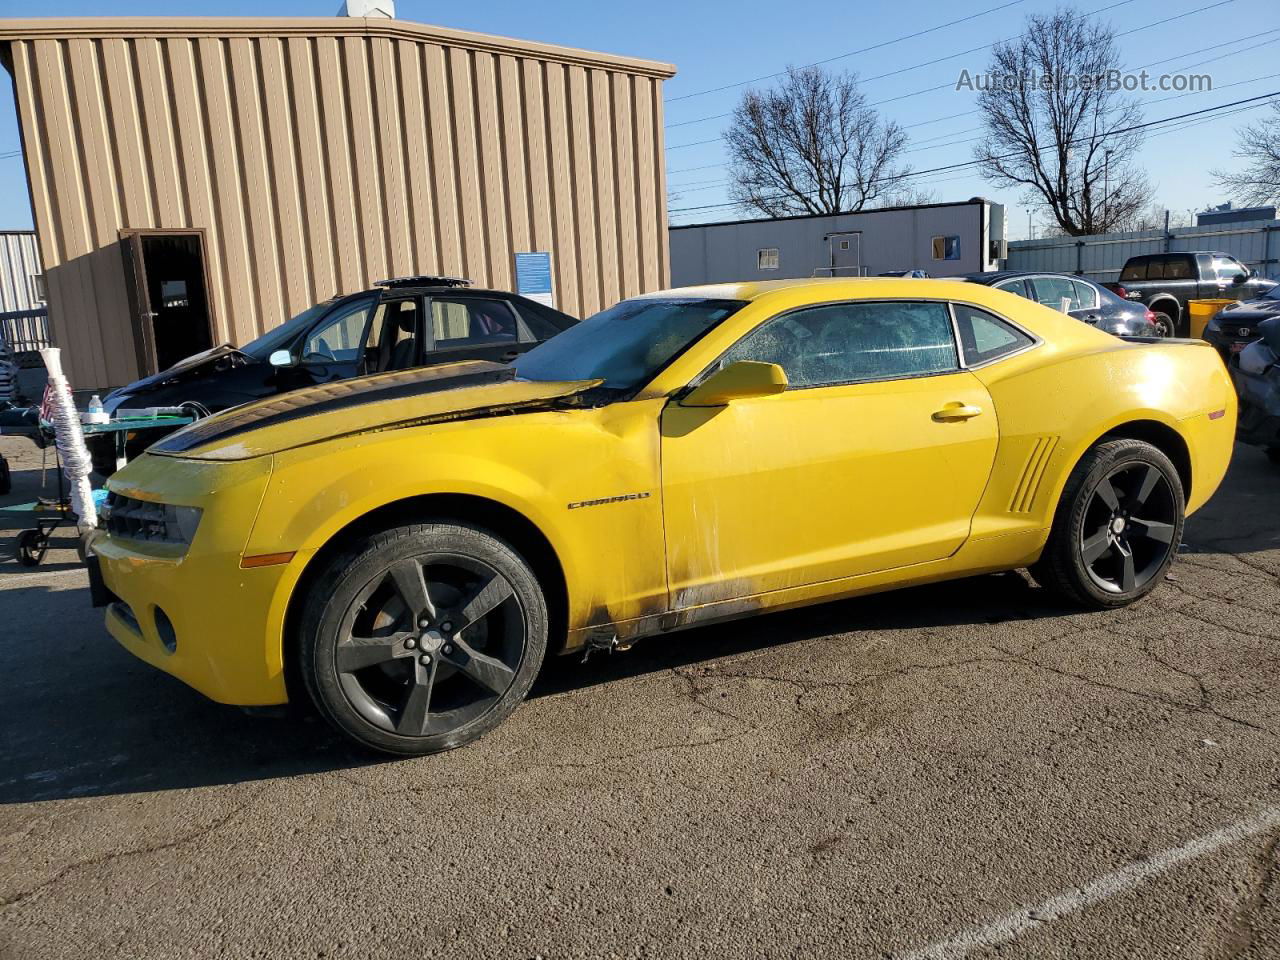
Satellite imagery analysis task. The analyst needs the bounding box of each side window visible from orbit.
[953,303,1035,366]
[720,300,958,388]
[1119,260,1148,282]
[931,236,961,260]
[1213,256,1248,283]
[431,299,519,348]
[1164,256,1193,280]
[1031,276,1081,311]
[515,303,561,341]
[1071,279,1099,310]
[994,278,1030,299]
[301,300,374,364]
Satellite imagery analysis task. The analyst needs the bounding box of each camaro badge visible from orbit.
[567,492,652,510]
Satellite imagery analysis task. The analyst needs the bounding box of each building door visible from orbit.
[121,231,216,374]
[823,231,862,277]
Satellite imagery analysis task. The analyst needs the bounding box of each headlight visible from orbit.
[1239,340,1277,377]
[1205,314,1221,333]
[102,493,203,546]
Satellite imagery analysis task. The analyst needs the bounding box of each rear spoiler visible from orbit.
[1118,336,1206,345]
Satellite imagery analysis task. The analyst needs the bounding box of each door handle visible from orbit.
[932,402,983,422]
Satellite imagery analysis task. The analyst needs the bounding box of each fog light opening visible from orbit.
[154,607,178,654]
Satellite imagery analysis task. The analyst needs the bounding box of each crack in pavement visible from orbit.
[0,786,267,910]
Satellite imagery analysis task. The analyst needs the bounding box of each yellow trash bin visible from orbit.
[1187,299,1235,340]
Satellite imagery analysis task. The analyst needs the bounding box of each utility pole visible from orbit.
[1103,149,1113,229]
[1028,209,1033,240]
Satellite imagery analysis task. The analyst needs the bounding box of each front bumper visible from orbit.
[95,452,293,706]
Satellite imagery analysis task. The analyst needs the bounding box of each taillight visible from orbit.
[1144,309,1157,325]
[1113,285,1128,298]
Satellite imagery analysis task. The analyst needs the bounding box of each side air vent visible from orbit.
[1008,436,1059,513]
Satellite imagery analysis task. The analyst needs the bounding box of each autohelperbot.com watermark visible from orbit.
[955,69,1212,93]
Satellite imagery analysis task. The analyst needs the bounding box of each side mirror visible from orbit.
[1233,273,1247,285]
[681,361,788,407]
[268,349,296,368]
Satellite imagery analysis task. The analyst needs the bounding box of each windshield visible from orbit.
[238,299,343,360]
[513,297,747,390]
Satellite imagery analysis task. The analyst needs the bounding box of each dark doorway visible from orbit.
[121,232,216,374]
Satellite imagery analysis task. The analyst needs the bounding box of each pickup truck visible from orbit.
[1106,251,1276,338]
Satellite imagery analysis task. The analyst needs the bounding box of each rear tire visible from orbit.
[299,521,548,756]
[1149,310,1176,339]
[1030,439,1184,609]
[1266,446,1280,467]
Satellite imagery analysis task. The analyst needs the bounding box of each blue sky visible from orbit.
[0,0,1277,238]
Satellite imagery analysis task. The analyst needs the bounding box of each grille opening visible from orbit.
[154,607,178,654]
[111,602,141,635]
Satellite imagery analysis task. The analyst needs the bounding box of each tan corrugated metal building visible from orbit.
[0,17,674,389]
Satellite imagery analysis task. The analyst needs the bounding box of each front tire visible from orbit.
[299,522,548,756]
[1030,439,1184,609]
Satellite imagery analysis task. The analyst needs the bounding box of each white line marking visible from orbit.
[897,805,1280,960]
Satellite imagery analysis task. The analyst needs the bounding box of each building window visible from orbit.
[757,248,779,271]
[932,236,961,261]
[838,240,850,251]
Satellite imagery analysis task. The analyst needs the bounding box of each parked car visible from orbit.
[1231,315,1280,465]
[878,269,931,278]
[1203,284,1280,361]
[955,271,1159,337]
[88,277,577,475]
[1106,252,1276,338]
[90,277,1235,756]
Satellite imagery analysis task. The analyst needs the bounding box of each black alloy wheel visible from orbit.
[300,522,547,755]
[1078,462,1178,594]
[1031,438,1185,609]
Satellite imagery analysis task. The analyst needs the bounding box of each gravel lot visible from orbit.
[1,433,1278,959]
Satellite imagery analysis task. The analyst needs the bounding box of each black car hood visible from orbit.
[108,344,248,398]
[1216,304,1280,326]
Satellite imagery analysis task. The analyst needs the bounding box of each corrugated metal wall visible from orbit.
[0,231,43,313]
[1007,220,1280,283]
[0,18,674,389]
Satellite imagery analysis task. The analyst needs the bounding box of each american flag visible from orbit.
[38,381,56,424]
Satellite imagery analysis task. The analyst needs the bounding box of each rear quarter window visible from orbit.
[953,303,1035,366]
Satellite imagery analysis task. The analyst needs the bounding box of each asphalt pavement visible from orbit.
[1,433,1278,959]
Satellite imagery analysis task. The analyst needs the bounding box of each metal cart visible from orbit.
[10,415,193,566]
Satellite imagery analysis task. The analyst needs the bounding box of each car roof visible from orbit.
[642,276,1053,304]
[955,270,1098,284]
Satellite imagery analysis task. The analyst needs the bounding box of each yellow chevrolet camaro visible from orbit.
[94,278,1236,754]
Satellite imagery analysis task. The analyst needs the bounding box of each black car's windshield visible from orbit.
[513,297,747,390]
[238,300,339,360]
[1262,285,1280,301]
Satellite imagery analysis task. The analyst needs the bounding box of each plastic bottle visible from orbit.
[84,394,109,424]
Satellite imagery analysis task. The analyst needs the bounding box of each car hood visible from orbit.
[148,360,602,461]
[108,344,247,399]
[1216,303,1280,326]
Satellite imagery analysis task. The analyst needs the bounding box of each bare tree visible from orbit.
[724,66,924,217]
[971,7,1152,236]
[1212,102,1280,207]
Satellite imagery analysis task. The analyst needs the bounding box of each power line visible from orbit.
[667,91,1279,215]
[666,0,1028,105]
[663,0,1242,137]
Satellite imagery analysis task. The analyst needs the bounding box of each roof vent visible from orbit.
[338,0,395,18]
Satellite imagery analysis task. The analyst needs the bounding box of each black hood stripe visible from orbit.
[154,362,514,454]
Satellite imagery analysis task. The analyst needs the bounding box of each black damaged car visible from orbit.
[1204,285,1280,361]
[91,277,577,475]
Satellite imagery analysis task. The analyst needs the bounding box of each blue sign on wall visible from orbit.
[514,252,555,308]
